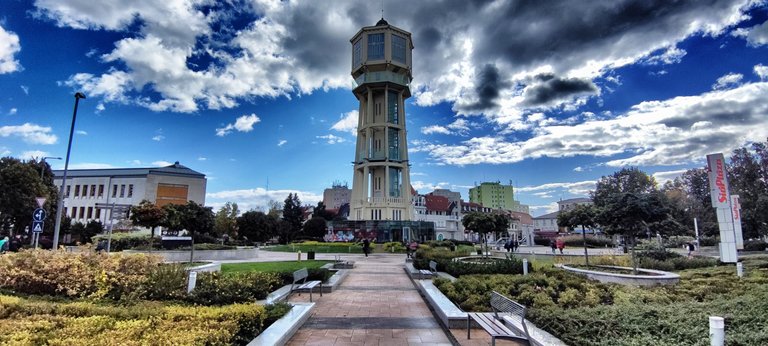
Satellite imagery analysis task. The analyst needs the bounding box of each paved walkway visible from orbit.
[285,252,453,346]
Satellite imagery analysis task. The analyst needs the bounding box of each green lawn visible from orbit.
[221,260,334,274]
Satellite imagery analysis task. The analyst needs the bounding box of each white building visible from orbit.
[322,182,351,209]
[558,197,592,212]
[53,162,206,225]
[414,194,460,240]
[533,211,560,233]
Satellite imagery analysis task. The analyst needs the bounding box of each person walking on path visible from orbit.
[550,239,557,254]
[512,239,519,252]
[556,237,565,254]
[687,242,695,257]
[0,236,9,254]
[407,240,418,258]
[362,238,371,257]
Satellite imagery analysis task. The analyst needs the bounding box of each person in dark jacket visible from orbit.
[362,238,371,257]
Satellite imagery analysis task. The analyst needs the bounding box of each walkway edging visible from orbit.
[248,302,314,346]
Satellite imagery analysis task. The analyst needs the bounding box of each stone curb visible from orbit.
[247,302,314,346]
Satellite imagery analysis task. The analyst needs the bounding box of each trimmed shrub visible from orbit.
[560,235,615,248]
[383,241,405,252]
[744,239,767,251]
[92,232,153,251]
[663,235,695,248]
[698,236,719,246]
[188,271,282,305]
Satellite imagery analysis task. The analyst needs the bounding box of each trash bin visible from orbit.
[307,251,316,260]
[450,244,456,252]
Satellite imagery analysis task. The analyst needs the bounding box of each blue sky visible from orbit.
[1,0,767,216]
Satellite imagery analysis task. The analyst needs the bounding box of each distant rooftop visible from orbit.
[53,161,205,179]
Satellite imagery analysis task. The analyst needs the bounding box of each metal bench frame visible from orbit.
[291,268,323,302]
[467,291,530,346]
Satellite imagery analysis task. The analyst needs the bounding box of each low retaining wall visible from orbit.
[248,302,314,346]
[124,248,259,262]
[186,262,221,273]
[558,264,680,286]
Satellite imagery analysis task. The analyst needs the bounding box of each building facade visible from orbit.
[558,197,592,212]
[349,18,414,222]
[413,194,460,241]
[533,211,560,233]
[322,182,351,209]
[469,181,529,214]
[53,162,206,225]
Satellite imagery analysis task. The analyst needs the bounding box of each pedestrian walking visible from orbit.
[362,238,371,257]
[512,239,519,252]
[504,239,512,252]
[556,237,565,254]
[687,242,695,257]
[550,239,557,254]
[407,240,418,258]
[0,236,9,254]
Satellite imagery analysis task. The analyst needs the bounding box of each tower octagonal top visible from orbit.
[350,19,413,90]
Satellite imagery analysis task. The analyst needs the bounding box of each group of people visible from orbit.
[550,238,565,254]
[504,239,519,252]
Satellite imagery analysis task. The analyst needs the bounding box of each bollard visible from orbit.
[523,258,529,276]
[298,250,302,262]
[709,316,724,346]
[187,271,197,293]
[737,262,743,278]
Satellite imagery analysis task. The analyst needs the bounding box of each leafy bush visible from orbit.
[636,244,682,261]
[442,256,532,277]
[638,256,719,271]
[188,271,282,305]
[0,294,270,346]
[92,232,153,251]
[383,241,405,252]
[663,235,696,248]
[744,239,767,251]
[0,250,161,299]
[140,264,188,301]
[698,236,719,246]
[264,301,293,326]
[534,235,552,246]
[274,268,331,285]
[176,243,238,251]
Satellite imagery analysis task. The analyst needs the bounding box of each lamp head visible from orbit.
[75,92,86,99]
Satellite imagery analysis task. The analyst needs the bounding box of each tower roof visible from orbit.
[376,18,389,26]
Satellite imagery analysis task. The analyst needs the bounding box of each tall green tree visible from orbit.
[130,200,167,250]
[280,193,303,244]
[312,201,335,221]
[592,167,657,208]
[302,216,327,239]
[558,204,598,266]
[213,202,239,238]
[462,212,496,257]
[179,201,215,262]
[237,210,277,244]
[0,157,59,236]
[728,142,768,239]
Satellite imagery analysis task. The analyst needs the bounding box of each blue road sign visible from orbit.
[32,221,44,233]
[33,208,47,222]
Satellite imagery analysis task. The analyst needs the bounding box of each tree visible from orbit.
[237,210,277,244]
[558,204,598,266]
[0,157,59,237]
[161,201,214,262]
[130,200,167,250]
[70,222,86,244]
[462,212,496,257]
[302,216,327,239]
[312,201,335,221]
[592,167,657,208]
[83,220,104,244]
[280,193,303,244]
[728,142,768,239]
[214,202,239,239]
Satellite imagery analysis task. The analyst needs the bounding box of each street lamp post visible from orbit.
[40,156,62,179]
[53,92,85,250]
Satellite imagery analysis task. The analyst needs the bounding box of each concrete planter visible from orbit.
[558,264,680,286]
[124,247,259,262]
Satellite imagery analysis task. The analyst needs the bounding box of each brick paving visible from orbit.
[286,253,453,346]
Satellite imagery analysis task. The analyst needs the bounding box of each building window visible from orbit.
[128,184,134,198]
[112,185,118,198]
[95,208,101,219]
[392,34,406,63]
[66,185,71,198]
[90,185,96,198]
[87,207,93,219]
[367,33,384,60]
[74,185,80,197]
[70,208,76,218]
[387,90,399,124]
[120,185,126,198]
[79,207,85,219]
[353,39,362,67]
[98,185,104,197]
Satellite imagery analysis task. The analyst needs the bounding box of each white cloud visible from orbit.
[742,19,768,46]
[331,110,358,135]
[712,72,743,90]
[0,148,10,156]
[216,114,261,136]
[128,160,142,165]
[20,85,29,95]
[653,169,688,185]
[8,108,17,115]
[277,140,287,147]
[641,46,687,65]
[20,150,49,160]
[152,160,173,166]
[755,64,768,80]
[573,166,583,172]
[316,134,346,144]
[206,187,322,212]
[152,135,165,141]
[76,130,87,135]
[0,123,58,145]
[517,181,596,196]
[421,125,451,135]
[411,181,449,193]
[197,157,207,161]
[412,81,768,167]
[0,25,22,74]
[529,202,559,217]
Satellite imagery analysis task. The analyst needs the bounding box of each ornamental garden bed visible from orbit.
[434,256,768,346]
[0,250,292,344]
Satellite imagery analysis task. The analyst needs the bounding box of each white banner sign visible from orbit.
[731,195,744,250]
[707,153,730,209]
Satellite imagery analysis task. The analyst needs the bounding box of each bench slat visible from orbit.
[467,291,530,344]
[470,313,516,336]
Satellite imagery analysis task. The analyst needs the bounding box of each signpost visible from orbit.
[95,203,132,253]
[31,205,47,249]
[706,153,738,263]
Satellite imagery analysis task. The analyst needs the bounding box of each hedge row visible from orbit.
[413,247,530,276]
[0,294,275,346]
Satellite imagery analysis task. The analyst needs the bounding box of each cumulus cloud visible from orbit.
[517,181,596,196]
[0,123,58,145]
[641,46,687,65]
[653,169,688,184]
[411,81,768,167]
[521,74,598,107]
[712,73,743,90]
[411,180,449,193]
[76,130,87,135]
[421,125,451,135]
[206,187,322,212]
[152,135,165,141]
[529,202,559,216]
[743,19,768,46]
[755,64,768,80]
[20,150,49,160]
[421,118,476,136]
[277,139,287,147]
[152,160,173,166]
[216,114,261,136]
[0,25,22,74]
[316,134,345,144]
[331,110,358,135]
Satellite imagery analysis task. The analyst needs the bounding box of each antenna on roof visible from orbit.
[381,0,384,19]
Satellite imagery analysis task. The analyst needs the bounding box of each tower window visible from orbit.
[367,33,384,60]
[353,39,362,67]
[392,35,406,63]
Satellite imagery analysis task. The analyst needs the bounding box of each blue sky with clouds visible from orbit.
[1,0,767,215]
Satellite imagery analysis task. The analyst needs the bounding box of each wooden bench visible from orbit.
[467,291,530,346]
[291,268,323,302]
